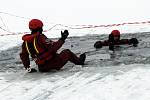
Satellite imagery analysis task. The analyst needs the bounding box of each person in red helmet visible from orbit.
[110,30,120,41]
[94,30,139,50]
[20,19,86,73]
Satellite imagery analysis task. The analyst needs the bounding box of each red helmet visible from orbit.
[111,30,120,36]
[29,19,43,30]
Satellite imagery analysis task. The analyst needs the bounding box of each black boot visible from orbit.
[79,53,86,65]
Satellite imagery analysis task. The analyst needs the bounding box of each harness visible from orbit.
[25,36,53,65]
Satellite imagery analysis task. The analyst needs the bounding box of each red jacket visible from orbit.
[20,33,64,69]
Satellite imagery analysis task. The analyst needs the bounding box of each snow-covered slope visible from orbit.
[0,32,150,100]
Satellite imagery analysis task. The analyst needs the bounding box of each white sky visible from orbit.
[0,0,150,32]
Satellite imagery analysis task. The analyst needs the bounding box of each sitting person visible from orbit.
[20,19,86,73]
[94,30,139,50]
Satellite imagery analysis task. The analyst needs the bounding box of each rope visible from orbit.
[0,11,150,36]
[0,16,10,31]
[0,11,30,20]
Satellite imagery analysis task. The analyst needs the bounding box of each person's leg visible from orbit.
[51,49,86,70]
[38,49,86,72]
[59,49,81,65]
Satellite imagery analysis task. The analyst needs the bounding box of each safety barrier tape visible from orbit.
[69,21,150,29]
[0,11,150,36]
[0,20,150,36]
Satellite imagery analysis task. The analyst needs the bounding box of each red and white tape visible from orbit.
[0,21,150,36]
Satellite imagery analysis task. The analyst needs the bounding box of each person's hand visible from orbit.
[26,67,37,73]
[94,41,103,48]
[60,30,69,41]
[129,38,139,47]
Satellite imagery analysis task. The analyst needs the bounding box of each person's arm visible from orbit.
[119,38,138,46]
[51,39,65,52]
[119,39,130,45]
[40,30,69,52]
[94,40,110,48]
[39,35,64,52]
[20,42,30,69]
[20,42,37,73]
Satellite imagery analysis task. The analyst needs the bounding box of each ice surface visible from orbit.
[0,32,150,100]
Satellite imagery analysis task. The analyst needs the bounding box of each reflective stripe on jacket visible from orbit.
[25,36,53,65]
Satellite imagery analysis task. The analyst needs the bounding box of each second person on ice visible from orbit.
[94,30,139,50]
